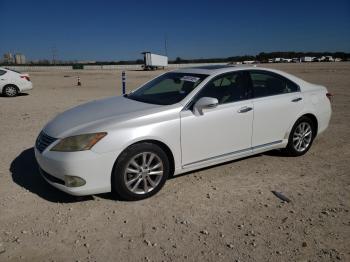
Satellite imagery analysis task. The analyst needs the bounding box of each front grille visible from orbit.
[39,168,65,185]
[36,131,57,153]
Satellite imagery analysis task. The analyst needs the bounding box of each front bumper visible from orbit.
[35,147,118,196]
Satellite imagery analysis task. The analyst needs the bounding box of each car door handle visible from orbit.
[291,97,302,102]
[238,106,253,113]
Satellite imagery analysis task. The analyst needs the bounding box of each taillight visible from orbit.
[326,93,333,102]
[20,75,30,81]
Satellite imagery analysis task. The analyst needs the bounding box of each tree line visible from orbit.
[1,52,349,66]
[172,52,350,63]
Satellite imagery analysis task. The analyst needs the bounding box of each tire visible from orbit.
[112,142,170,200]
[3,85,19,97]
[284,116,316,156]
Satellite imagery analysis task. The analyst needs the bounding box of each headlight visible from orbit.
[51,132,107,152]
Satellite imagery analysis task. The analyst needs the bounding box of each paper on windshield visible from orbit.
[180,76,200,82]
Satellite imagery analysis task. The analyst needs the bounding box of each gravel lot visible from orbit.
[0,63,349,262]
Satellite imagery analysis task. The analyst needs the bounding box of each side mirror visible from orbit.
[193,97,218,116]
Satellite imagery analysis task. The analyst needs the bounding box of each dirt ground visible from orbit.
[0,62,349,262]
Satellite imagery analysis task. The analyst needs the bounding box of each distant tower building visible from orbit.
[15,53,26,64]
[3,53,14,64]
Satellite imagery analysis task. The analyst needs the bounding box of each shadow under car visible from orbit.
[10,147,93,203]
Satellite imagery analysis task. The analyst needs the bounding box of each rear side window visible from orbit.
[0,70,6,76]
[250,71,299,98]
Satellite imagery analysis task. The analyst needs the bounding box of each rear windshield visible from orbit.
[126,72,208,105]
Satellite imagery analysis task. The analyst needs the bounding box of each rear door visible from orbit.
[180,71,253,167]
[249,70,304,147]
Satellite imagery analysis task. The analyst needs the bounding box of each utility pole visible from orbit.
[52,46,57,65]
[164,34,168,57]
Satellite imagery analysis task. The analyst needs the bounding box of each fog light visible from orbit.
[64,175,86,187]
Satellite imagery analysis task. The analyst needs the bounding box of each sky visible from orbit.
[1,0,349,61]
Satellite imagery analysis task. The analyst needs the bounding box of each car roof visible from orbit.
[173,64,260,75]
[0,67,22,74]
[188,65,235,70]
[172,65,308,85]
[0,67,12,72]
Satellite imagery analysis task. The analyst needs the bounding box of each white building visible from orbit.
[281,58,292,63]
[324,56,334,62]
[242,60,256,64]
[300,56,314,62]
[3,53,14,63]
[15,53,26,64]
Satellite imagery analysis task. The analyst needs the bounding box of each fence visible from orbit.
[4,63,227,72]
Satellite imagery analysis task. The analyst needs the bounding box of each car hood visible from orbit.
[43,96,165,138]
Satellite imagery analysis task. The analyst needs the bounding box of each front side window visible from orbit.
[250,71,299,98]
[127,72,208,105]
[193,71,252,105]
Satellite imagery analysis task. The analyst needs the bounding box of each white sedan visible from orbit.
[35,65,332,200]
[0,67,33,97]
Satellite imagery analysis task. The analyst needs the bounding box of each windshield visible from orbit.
[126,72,208,105]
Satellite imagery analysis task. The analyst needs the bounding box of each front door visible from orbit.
[180,71,253,167]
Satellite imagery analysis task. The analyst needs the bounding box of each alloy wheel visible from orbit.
[292,122,312,152]
[123,152,164,194]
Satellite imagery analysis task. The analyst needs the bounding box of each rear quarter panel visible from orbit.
[302,85,331,135]
[288,83,331,136]
[272,70,331,137]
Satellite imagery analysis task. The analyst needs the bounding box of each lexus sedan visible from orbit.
[0,67,33,97]
[35,65,332,200]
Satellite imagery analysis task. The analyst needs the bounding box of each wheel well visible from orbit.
[301,113,318,136]
[138,140,175,176]
[112,140,175,179]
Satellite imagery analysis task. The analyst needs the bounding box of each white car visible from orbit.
[35,65,332,200]
[0,67,33,97]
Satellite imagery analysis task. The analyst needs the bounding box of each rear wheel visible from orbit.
[112,142,169,200]
[3,85,18,97]
[284,116,315,156]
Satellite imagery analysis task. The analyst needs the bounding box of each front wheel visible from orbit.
[112,143,170,200]
[284,116,315,156]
